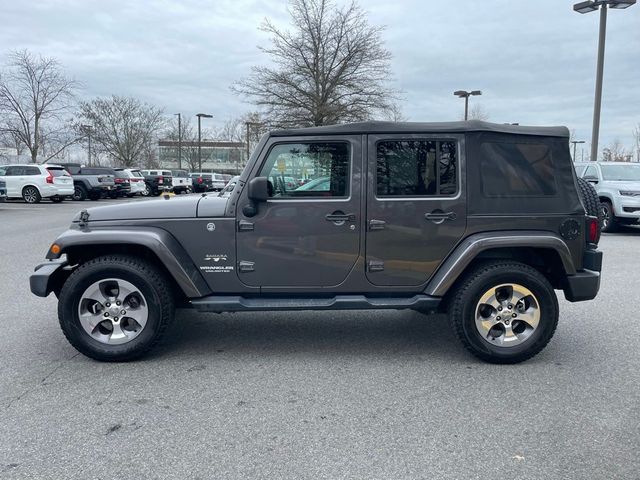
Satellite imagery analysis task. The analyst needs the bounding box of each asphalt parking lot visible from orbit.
[0,198,639,480]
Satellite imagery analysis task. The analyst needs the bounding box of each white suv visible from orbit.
[0,164,74,203]
[124,169,146,196]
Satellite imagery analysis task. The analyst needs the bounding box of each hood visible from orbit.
[72,195,209,222]
[602,181,640,191]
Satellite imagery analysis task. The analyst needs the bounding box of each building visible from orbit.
[157,140,247,174]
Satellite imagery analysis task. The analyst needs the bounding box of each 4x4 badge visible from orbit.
[206,222,216,232]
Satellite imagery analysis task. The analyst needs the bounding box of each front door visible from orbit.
[236,136,361,288]
[365,134,467,286]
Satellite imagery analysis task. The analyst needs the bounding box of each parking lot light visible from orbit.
[573,0,636,161]
[196,113,213,172]
[454,90,482,121]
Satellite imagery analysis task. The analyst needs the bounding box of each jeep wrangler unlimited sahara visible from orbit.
[30,121,603,364]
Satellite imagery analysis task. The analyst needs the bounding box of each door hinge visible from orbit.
[238,261,255,273]
[369,219,386,231]
[368,260,385,272]
[238,220,254,231]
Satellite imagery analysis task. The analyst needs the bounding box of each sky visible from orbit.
[2,0,639,158]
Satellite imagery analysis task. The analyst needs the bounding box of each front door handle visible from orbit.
[425,211,457,224]
[325,211,356,223]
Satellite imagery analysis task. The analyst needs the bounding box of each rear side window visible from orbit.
[376,140,458,196]
[480,142,556,197]
[47,168,69,177]
[25,166,41,175]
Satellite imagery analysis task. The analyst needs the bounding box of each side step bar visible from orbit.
[191,294,441,313]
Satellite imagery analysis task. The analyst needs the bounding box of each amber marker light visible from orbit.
[50,244,61,255]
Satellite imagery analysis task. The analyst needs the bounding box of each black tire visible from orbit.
[142,183,152,196]
[449,261,559,364]
[108,191,118,199]
[88,191,101,201]
[51,196,64,203]
[600,200,617,233]
[22,186,41,204]
[576,177,601,220]
[58,255,175,362]
[73,185,88,201]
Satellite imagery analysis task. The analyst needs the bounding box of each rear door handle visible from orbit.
[425,211,457,223]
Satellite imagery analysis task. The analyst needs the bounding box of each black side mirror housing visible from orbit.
[248,176,269,202]
[583,176,599,183]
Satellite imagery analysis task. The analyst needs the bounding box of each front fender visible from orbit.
[44,226,212,298]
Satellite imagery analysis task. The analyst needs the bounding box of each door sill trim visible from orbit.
[191,294,440,313]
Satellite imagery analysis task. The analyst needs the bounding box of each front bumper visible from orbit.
[563,249,603,302]
[612,196,640,220]
[30,259,69,297]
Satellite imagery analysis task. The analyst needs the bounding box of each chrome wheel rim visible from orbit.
[475,283,540,347]
[77,278,149,345]
[144,184,150,196]
[23,187,38,203]
[601,205,610,229]
[73,187,81,200]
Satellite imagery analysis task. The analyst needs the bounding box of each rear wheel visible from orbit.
[22,186,41,204]
[449,261,558,364]
[88,191,101,201]
[58,255,175,362]
[73,185,87,201]
[142,183,152,196]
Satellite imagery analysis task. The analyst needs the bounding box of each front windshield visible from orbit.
[600,165,640,181]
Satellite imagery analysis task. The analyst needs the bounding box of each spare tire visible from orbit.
[577,177,600,219]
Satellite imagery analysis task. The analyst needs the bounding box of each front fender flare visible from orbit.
[46,226,212,298]
[425,231,576,297]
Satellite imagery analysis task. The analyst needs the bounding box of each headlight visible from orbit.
[619,191,640,197]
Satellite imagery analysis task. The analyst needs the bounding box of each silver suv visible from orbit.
[575,162,640,232]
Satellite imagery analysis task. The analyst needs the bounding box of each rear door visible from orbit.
[236,136,361,288]
[365,134,466,286]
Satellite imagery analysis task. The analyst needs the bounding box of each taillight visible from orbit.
[586,216,600,245]
[158,176,163,184]
[115,178,123,184]
[198,177,203,184]
[45,171,54,184]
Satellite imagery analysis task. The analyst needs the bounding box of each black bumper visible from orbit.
[30,259,69,297]
[563,249,603,302]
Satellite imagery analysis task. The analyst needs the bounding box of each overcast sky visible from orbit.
[3,0,639,156]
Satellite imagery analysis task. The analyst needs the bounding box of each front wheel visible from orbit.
[448,261,558,364]
[58,255,175,361]
[600,201,617,233]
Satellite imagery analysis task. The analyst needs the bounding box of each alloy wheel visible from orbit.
[475,283,540,347]
[23,187,39,203]
[77,278,149,345]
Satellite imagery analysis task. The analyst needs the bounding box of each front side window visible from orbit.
[376,140,458,196]
[259,142,350,198]
[480,142,556,197]
[583,165,598,179]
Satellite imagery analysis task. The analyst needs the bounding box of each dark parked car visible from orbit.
[31,120,602,364]
[190,172,214,193]
[0,178,6,202]
[141,169,173,196]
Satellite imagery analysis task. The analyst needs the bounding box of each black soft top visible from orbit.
[271,120,569,138]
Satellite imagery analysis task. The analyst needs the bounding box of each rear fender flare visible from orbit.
[425,231,576,296]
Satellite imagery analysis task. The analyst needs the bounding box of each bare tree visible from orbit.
[467,104,489,121]
[233,0,399,128]
[0,50,79,162]
[78,96,164,168]
[601,138,631,162]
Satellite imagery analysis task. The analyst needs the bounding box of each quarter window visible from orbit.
[376,140,458,196]
[259,142,350,198]
[480,142,556,196]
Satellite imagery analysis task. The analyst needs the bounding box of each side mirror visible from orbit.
[248,176,269,202]
[583,175,598,183]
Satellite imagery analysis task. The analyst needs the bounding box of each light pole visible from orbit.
[174,113,182,170]
[571,140,586,162]
[196,113,213,172]
[81,124,94,166]
[454,90,482,120]
[573,0,636,161]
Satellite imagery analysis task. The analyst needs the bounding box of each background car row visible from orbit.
[0,163,235,203]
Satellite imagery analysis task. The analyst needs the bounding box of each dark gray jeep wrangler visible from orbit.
[30,121,603,364]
